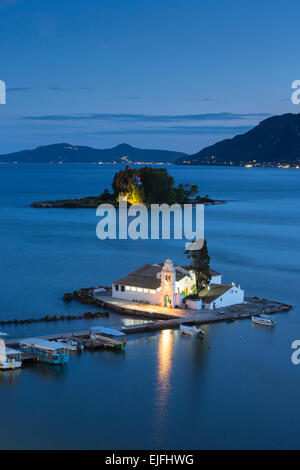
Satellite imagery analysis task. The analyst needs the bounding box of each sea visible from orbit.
[0,163,299,449]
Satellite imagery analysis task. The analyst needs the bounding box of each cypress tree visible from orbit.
[185,239,211,296]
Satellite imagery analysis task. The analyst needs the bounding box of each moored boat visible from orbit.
[0,333,22,370]
[180,325,204,336]
[90,326,127,350]
[19,338,69,364]
[57,338,84,351]
[54,338,78,351]
[252,315,275,326]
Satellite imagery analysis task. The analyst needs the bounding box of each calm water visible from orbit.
[0,164,299,449]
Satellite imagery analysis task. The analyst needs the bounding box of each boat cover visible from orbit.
[90,326,125,337]
[0,338,7,363]
[19,338,68,350]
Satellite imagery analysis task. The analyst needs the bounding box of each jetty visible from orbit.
[4,290,292,363]
[73,287,292,321]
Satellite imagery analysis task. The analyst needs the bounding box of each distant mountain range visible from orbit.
[2,113,300,166]
[176,113,300,166]
[0,143,186,164]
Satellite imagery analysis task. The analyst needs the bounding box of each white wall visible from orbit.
[175,293,184,307]
[210,275,222,285]
[175,275,194,294]
[186,298,203,310]
[204,286,244,310]
[112,285,160,305]
[186,270,222,287]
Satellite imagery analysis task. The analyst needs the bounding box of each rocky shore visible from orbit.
[31,196,104,208]
[0,288,112,326]
[30,196,226,208]
[0,310,110,326]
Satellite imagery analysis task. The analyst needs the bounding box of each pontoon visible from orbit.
[19,338,69,364]
[90,326,127,350]
[0,333,22,370]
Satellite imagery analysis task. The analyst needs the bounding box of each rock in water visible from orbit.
[63,292,73,302]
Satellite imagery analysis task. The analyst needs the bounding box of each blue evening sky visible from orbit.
[0,0,299,154]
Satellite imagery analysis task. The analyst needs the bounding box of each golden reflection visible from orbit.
[153,329,174,443]
[157,329,173,389]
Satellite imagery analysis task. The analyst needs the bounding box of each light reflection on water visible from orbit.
[0,368,22,385]
[30,361,69,381]
[153,329,174,444]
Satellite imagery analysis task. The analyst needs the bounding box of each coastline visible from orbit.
[30,196,227,208]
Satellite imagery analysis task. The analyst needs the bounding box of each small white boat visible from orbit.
[75,342,84,351]
[54,340,77,352]
[54,338,83,351]
[180,325,204,336]
[69,340,84,351]
[0,333,22,370]
[252,315,275,326]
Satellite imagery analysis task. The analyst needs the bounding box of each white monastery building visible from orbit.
[112,259,244,310]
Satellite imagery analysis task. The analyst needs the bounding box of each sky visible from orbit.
[0,0,300,154]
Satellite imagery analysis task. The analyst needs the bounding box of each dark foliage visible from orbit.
[185,239,211,295]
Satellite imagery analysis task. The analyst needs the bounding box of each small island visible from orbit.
[31,166,225,208]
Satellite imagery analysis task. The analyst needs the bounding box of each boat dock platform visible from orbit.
[5,295,292,362]
[75,288,292,321]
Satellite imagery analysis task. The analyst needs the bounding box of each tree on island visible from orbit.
[138,166,175,203]
[119,184,145,204]
[185,239,211,296]
[104,165,200,205]
[112,166,134,196]
[182,184,198,199]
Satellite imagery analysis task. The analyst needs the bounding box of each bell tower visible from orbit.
[160,259,176,308]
